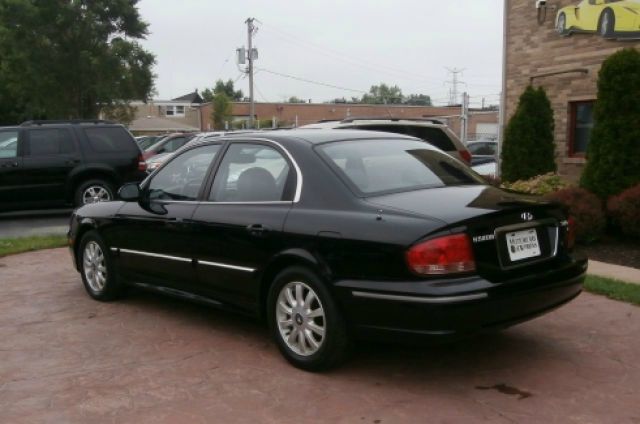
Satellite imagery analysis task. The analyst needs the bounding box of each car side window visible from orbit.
[209,143,292,202]
[0,130,19,159]
[84,127,137,153]
[26,128,74,156]
[148,144,220,201]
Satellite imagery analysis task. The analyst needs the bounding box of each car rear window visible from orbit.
[351,125,457,152]
[84,127,138,153]
[318,139,483,196]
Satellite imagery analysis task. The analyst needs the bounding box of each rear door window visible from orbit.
[0,130,19,158]
[84,127,137,153]
[26,128,75,156]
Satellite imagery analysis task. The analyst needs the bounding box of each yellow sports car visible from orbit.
[556,0,640,38]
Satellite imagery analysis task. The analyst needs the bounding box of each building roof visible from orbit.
[171,90,203,104]
[128,116,200,132]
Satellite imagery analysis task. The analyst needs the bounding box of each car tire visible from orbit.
[74,179,115,207]
[556,13,567,35]
[599,9,615,38]
[78,231,123,301]
[267,266,351,371]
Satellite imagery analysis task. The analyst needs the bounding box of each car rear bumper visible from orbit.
[333,257,587,343]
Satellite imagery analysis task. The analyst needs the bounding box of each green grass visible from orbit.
[0,235,68,258]
[584,275,640,306]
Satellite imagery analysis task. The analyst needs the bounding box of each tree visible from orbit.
[101,103,137,127]
[201,88,214,103]
[501,86,556,182]
[404,94,432,106]
[581,48,640,198]
[214,79,244,101]
[287,96,306,103]
[211,93,232,129]
[0,0,155,123]
[360,83,404,104]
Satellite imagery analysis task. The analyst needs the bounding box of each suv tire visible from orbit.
[74,179,115,207]
[267,266,351,371]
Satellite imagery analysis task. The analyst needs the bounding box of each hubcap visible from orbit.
[83,241,107,292]
[82,185,111,204]
[276,281,326,356]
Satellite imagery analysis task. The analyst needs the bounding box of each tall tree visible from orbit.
[581,48,640,198]
[201,88,214,103]
[0,0,155,122]
[211,92,232,129]
[501,86,556,182]
[213,79,244,101]
[360,83,404,104]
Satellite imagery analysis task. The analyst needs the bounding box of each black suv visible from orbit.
[0,120,147,212]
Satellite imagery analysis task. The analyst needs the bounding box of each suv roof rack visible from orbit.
[339,117,444,125]
[20,119,116,127]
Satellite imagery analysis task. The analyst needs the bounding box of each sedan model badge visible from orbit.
[521,212,534,221]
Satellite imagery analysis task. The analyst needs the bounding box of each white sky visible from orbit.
[137,0,504,107]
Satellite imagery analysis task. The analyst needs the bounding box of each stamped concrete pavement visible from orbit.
[0,248,638,423]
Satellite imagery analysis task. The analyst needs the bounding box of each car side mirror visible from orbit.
[118,183,141,201]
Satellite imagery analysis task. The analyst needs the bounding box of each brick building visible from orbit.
[199,102,498,140]
[504,0,640,180]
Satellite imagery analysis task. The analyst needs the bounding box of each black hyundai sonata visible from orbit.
[68,129,587,370]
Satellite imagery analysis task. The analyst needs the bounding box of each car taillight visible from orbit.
[459,149,472,164]
[566,216,576,250]
[137,154,147,172]
[406,234,476,276]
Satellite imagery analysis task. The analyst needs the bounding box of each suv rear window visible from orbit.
[350,125,457,152]
[84,127,138,153]
[319,139,482,196]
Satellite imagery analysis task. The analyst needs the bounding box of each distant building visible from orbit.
[128,90,203,134]
[504,0,640,180]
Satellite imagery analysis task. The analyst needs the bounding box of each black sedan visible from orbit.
[68,130,587,370]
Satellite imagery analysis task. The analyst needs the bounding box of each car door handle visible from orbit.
[0,161,19,168]
[246,224,270,236]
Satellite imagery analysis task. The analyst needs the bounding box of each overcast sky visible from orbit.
[137,0,504,107]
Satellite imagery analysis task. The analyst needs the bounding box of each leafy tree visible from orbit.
[360,83,404,104]
[101,103,137,126]
[214,79,244,101]
[287,96,306,103]
[201,88,214,103]
[211,92,232,129]
[501,86,556,182]
[404,94,432,106]
[581,48,640,198]
[0,0,155,122]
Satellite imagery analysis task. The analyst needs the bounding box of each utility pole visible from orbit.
[246,17,256,129]
[461,92,469,144]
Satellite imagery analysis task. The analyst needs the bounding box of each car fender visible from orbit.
[65,164,120,198]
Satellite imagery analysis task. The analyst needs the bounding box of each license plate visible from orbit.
[506,229,541,262]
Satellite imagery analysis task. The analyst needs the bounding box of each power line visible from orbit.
[256,67,367,94]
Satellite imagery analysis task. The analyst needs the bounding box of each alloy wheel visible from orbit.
[276,281,326,356]
[83,241,107,292]
[82,185,111,204]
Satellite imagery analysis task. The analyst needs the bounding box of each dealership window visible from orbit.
[165,105,186,117]
[569,101,595,156]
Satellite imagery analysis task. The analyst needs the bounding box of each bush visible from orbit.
[581,48,640,198]
[502,172,570,195]
[607,184,640,238]
[546,187,605,243]
[501,86,556,182]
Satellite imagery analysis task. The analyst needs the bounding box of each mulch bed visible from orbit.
[575,235,640,269]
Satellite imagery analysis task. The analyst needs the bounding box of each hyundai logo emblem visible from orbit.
[521,212,534,221]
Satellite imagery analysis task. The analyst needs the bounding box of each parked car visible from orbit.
[136,135,163,150]
[556,0,640,38]
[467,139,497,166]
[0,120,147,212]
[300,118,473,164]
[142,132,195,160]
[472,160,497,177]
[69,130,586,370]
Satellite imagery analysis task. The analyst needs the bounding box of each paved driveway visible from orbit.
[1,248,638,423]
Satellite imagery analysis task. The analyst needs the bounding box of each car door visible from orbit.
[110,143,222,290]
[0,129,25,211]
[581,0,604,28]
[190,141,297,310]
[20,127,81,205]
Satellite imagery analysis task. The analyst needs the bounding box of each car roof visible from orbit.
[299,119,446,129]
[217,129,418,146]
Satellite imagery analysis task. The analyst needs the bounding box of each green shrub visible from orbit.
[607,183,640,238]
[546,187,605,243]
[581,48,640,198]
[502,172,570,195]
[501,86,556,183]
